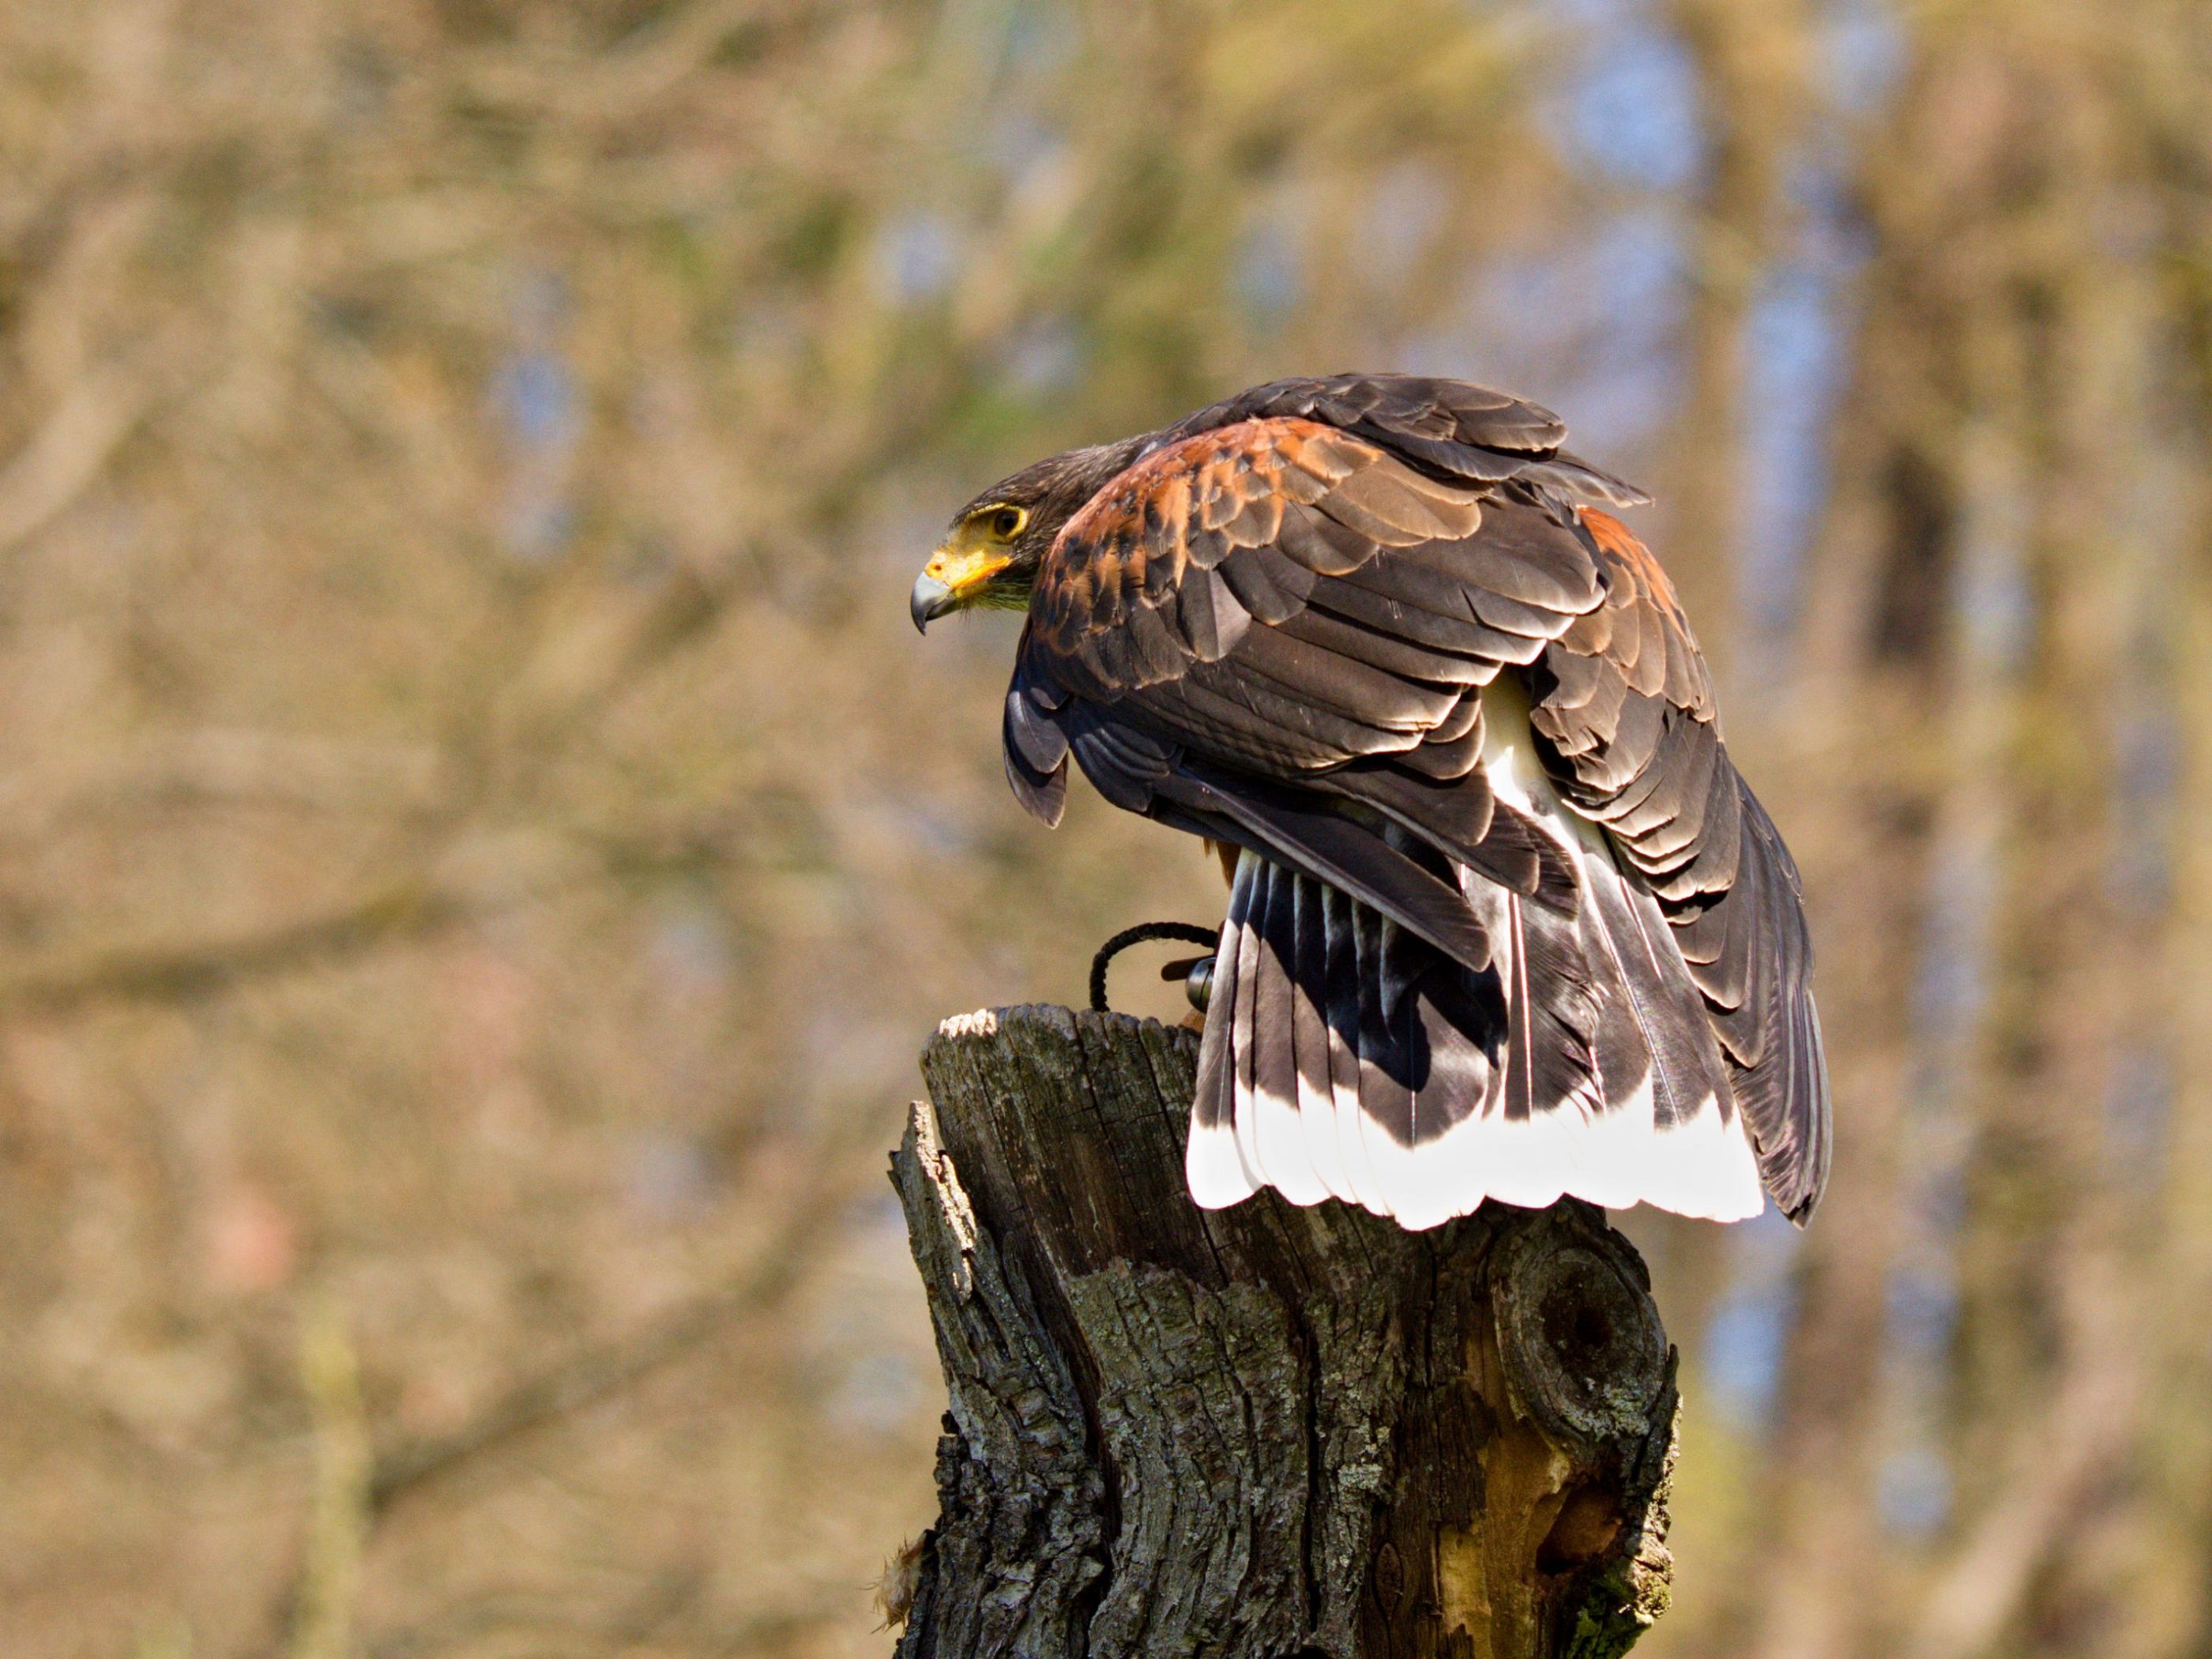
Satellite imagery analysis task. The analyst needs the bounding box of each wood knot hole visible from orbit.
[1495,1232,1666,1446]
[1554,1304,1613,1360]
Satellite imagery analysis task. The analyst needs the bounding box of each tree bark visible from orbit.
[888,1003,1680,1659]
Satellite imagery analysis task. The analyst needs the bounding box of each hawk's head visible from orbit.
[910,438,1140,631]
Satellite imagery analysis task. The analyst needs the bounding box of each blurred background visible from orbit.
[2,1,2210,1656]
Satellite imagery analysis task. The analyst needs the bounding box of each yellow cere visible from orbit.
[921,542,1014,599]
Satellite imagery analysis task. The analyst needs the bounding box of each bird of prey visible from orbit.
[911,375,1827,1228]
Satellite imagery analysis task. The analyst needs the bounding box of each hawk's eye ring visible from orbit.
[988,506,1025,540]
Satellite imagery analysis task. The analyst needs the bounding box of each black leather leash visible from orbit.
[1088,920,1220,1014]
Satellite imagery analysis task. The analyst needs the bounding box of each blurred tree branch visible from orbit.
[0,359,166,556]
[364,1140,856,1520]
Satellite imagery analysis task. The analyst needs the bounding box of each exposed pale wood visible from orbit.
[890,1003,1679,1659]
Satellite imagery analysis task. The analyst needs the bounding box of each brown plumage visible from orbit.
[915,374,1828,1227]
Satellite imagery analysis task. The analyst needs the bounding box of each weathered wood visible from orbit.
[890,1004,1678,1659]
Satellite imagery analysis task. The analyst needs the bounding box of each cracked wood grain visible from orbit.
[890,1004,1678,1659]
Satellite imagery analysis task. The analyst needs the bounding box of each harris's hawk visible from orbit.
[911,374,1827,1228]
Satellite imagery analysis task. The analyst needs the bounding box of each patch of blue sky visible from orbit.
[1003,0,1078,77]
[1912,836,1996,1048]
[1879,1215,1962,1540]
[1703,1288,1791,1432]
[1737,117,1879,649]
[1236,218,1305,320]
[1737,260,1847,642]
[2104,1045,2172,1191]
[2112,704,2179,912]
[875,209,960,305]
[1405,207,1683,454]
[1879,1445,1954,1539]
[1550,209,1684,448]
[649,901,738,999]
[1911,1160,1967,1239]
[1361,162,1449,290]
[1879,788,1996,1544]
[1701,1205,1803,1433]
[499,350,577,454]
[1886,1255,1960,1362]
[1548,0,1704,192]
[997,316,1086,397]
[495,273,577,448]
[1793,151,1879,270]
[493,269,581,562]
[1822,0,1907,113]
[1953,519,2036,679]
[2117,695,2182,813]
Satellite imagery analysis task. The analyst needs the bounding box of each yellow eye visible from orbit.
[981,505,1025,542]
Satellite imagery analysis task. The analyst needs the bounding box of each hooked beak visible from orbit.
[911,539,1013,634]
[910,572,957,633]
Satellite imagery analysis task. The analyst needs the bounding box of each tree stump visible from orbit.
[889,1004,1678,1659]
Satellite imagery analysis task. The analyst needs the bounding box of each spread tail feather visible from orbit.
[1187,803,1767,1228]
